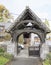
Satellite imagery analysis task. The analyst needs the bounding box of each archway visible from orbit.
[16,32,41,57]
[7,7,50,58]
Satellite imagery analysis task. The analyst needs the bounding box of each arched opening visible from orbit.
[16,32,41,57]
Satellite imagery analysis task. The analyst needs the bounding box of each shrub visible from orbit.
[0,47,5,56]
[0,56,9,65]
[43,53,51,65]
[43,59,50,65]
[0,47,5,53]
[0,53,4,56]
[46,53,51,65]
[4,33,11,40]
[3,53,14,60]
[0,47,14,60]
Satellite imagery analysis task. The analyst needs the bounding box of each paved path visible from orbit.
[8,46,42,65]
[9,48,42,65]
[9,57,42,65]
[17,48,28,58]
[8,48,42,65]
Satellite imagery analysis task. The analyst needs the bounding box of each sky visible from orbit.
[0,0,51,29]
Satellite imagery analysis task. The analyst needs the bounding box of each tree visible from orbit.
[44,19,49,28]
[0,4,13,22]
[4,33,11,40]
[18,34,24,44]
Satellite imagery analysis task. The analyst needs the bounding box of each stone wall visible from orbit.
[40,43,49,60]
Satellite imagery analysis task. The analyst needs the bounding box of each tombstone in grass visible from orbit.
[7,42,15,55]
[40,43,49,60]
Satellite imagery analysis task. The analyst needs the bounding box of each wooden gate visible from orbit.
[28,46,40,57]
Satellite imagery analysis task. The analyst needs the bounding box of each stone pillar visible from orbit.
[12,33,18,57]
[38,33,49,60]
[40,43,49,60]
[14,41,18,57]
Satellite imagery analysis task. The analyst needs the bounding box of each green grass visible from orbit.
[0,56,9,65]
[43,53,51,65]
[43,59,50,65]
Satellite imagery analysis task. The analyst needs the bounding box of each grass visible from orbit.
[0,47,14,65]
[0,56,9,65]
[43,53,51,65]
[43,59,50,65]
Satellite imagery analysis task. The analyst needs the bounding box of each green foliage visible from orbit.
[0,47,13,65]
[44,19,49,27]
[43,59,50,65]
[0,47,5,53]
[0,56,9,65]
[0,16,3,22]
[3,53,14,60]
[0,47,5,56]
[4,33,11,40]
[0,4,13,22]
[18,34,24,43]
[0,52,13,60]
[46,53,51,64]
[43,53,51,65]
[0,52,4,56]
[0,47,13,60]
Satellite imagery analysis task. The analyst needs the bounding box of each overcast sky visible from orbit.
[0,0,51,29]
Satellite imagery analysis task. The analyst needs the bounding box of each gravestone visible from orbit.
[7,43,15,55]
